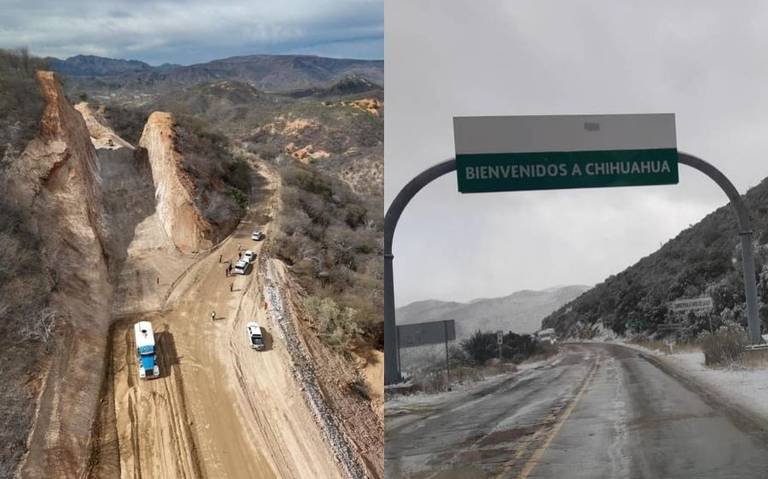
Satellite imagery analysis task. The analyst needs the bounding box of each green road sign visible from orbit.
[454,114,678,193]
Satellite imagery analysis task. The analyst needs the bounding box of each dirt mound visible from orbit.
[139,112,214,253]
[9,71,112,478]
[284,142,330,163]
[345,98,382,116]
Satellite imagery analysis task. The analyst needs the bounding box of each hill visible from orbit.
[50,54,383,98]
[542,178,768,339]
[47,55,155,76]
[397,285,591,337]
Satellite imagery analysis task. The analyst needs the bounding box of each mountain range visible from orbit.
[47,54,383,94]
[396,285,591,338]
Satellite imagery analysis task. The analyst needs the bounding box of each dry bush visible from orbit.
[0,48,47,165]
[303,295,362,351]
[19,308,57,345]
[411,370,450,394]
[449,366,485,385]
[700,321,747,366]
[276,160,382,347]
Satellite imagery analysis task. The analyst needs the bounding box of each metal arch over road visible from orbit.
[384,153,761,384]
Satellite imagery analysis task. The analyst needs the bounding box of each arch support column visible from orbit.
[677,153,760,344]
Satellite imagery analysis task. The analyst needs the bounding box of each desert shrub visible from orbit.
[348,377,370,400]
[701,321,747,366]
[462,331,498,364]
[304,296,363,350]
[0,48,48,165]
[0,192,53,476]
[173,117,251,230]
[99,103,149,145]
[245,141,280,161]
[276,161,382,347]
[0,182,52,329]
[462,330,548,365]
[411,368,450,394]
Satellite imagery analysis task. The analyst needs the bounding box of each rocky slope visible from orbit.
[397,285,591,337]
[7,71,112,478]
[139,112,214,253]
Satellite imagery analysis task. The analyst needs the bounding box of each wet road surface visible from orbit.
[385,343,768,478]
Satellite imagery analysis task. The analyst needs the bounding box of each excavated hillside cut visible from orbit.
[10,71,112,478]
[139,111,213,253]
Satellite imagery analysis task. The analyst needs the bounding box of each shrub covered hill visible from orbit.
[542,177,768,340]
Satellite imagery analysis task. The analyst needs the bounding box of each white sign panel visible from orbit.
[670,297,714,315]
[454,113,677,155]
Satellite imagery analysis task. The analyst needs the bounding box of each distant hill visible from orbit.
[47,55,155,76]
[397,285,591,338]
[542,177,768,339]
[284,75,382,99]
[49,54,383,95]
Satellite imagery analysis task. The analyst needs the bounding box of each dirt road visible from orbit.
[92,162,344,478]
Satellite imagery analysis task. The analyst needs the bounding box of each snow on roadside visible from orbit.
[385,359,549,415]
[596,339,768,421]
[661,350,768,420]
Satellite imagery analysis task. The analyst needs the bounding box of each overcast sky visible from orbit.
[386,0,768,308]
[0,0,382,65]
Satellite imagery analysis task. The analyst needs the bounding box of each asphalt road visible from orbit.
[385,343,768,479]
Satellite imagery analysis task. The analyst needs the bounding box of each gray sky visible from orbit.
[386,0,768,307]
[0,0,382,64]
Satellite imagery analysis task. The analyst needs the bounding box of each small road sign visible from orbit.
[454,114,678,193]
[669,297,713,316]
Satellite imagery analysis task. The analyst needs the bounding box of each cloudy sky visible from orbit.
[0,0,382,64]
[386,0,768,307]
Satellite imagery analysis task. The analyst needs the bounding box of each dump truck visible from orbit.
[134,321,160,379]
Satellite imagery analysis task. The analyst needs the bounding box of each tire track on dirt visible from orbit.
[110,320,202,479]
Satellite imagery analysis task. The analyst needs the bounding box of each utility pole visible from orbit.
[497,330,503,361]
[444,320,451,381]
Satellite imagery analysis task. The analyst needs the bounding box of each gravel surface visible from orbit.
[263,260,367,479]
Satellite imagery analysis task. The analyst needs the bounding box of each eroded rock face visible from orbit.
[10,71,112,478]
[139,111,213,253]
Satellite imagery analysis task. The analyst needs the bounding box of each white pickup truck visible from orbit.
[233,259,252,275]
[246,322,265,350]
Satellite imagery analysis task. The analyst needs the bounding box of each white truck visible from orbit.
[134,321,160,379]
[536,328,557,345]
[233,259,252,275]
[246,322,265,350]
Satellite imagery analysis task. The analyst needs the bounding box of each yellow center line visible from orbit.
[513,356,601,479]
